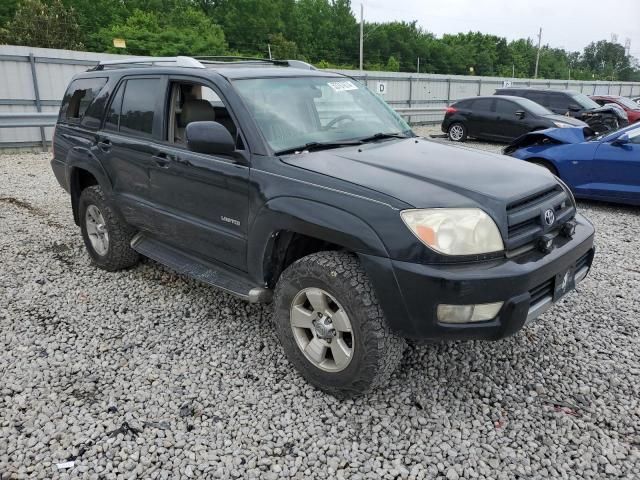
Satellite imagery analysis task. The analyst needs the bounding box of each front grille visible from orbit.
[529,278,553,305]
[506,185,575,252]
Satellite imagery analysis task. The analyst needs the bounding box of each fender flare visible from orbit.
[247,197,390,285]
[66,148,113,225]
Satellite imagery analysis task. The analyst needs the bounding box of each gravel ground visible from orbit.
[1,145,639,480]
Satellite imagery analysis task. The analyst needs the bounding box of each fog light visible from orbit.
[437,302,504,323]
[538,234,554,253]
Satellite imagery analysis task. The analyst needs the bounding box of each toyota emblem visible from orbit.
[543,209,555,226]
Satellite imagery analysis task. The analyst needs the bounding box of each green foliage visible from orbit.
[96,8,226,56]
[385,56,399,72]
[0,0,638,81]
[0,0,84,50]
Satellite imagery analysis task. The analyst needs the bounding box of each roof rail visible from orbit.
[194,56,317,70]
[91,56,205,71]
[194,55,288,65]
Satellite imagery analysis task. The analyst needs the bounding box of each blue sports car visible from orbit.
[505,124,640,205]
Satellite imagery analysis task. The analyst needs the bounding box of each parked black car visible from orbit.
[441,95,586,142]
[495,87,621,133]
[51,57,595,396]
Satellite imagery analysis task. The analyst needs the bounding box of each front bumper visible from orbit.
[360,213,595,341]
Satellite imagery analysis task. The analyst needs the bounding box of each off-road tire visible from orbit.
[273,251,406,397]
[79,185,139,271]
[447,122,468,142]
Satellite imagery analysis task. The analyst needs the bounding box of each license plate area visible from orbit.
[553,265,575,301]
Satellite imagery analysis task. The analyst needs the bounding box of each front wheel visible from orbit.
[448,122,467,142]
[272,252,406,397]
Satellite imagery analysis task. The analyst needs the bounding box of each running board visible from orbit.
[131,234,272,303]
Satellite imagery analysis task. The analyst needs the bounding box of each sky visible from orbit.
[356,0,640,56]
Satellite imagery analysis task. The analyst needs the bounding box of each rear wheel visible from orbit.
[79,186,139,271]
[272,251,406,397]
[448,122,467,142]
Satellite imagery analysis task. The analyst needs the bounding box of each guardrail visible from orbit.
[0,108,445,133]
[0,112,59,128]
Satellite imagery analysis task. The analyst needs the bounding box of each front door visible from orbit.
[494,98,529,140]
[590,129,640,201]
[148,79,250,271]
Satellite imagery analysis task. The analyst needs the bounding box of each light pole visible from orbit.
[359,3,364,71]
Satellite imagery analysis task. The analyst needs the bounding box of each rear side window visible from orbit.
[59,77,107,123]
[471,98,493,111]
[103,78,160,137]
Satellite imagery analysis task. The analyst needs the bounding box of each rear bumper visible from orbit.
[360,213,595,341]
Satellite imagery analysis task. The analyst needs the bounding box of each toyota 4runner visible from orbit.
[51,56,596,396]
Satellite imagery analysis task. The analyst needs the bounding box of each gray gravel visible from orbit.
[1,148,639,480]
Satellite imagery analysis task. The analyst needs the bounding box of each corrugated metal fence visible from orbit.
[1,45,640,151]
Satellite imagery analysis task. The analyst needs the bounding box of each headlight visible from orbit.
[552,121,572,128]
[400,208,504,255]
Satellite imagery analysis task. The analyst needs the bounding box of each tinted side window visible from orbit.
[548,93,570,111]
[471,98,493,111]
[524,92,549,107]
[59,77,107,123]
[119,78,160,137]
[104,81,125,132]
[495,99,520,116]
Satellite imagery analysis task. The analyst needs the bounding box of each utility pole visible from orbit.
[534,27,542,79]
[417,57,420,73]
[359,3,364,71]
[268,44,272,60]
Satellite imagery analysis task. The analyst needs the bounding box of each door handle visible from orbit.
[152,153,171,167]
[97,139,111,152]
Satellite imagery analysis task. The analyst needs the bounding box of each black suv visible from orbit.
[495,87,621,133]
[51,57,595,396]
[441,95,586,142]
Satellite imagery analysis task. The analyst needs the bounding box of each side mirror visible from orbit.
[185,121,235,155]
[568,104,581,112]
[612,133,630,146]
[515,110,526,119]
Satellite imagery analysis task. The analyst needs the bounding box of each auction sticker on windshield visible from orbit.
[328,80,358,92]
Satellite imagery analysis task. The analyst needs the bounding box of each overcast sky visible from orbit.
[357,0,640,56]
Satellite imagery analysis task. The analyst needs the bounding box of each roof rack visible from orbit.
[195,56,316,70]
[91,56,205,71]
[88,55,316,71]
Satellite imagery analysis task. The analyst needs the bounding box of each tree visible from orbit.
[0,0,84,50]
[385,55,399,72]
[268,33,298,59]
[97,8,226,56]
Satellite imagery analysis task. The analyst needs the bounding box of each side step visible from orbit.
[131,234,272,303]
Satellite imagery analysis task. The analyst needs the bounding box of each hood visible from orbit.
[281,138,558,210]
[542,114,588,126]
[589,104,627,120]
[503,126,592,154]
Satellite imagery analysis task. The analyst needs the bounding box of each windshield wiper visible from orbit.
[275,140,363,156]
[358,132,412,143]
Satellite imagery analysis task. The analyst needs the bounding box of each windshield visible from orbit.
[614,97,640,110]
[571,93,600,110]
[233,77,411,153]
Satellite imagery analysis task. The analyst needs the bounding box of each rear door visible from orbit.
[96,75,165,230]
[467,98,497,138]
[147,77,250,271]
[590,129,640,201]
